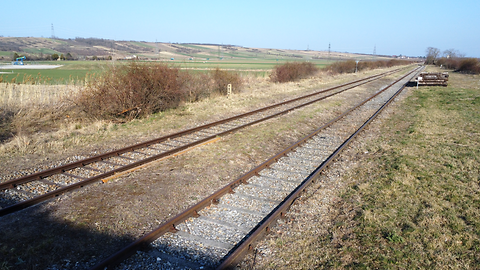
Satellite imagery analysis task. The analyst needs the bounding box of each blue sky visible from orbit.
[2,0,479,57]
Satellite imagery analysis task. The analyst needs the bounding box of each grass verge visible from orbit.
[242,69,480,268]
[334,71,480,268]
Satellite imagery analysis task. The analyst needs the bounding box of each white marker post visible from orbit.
[227,84,232,97]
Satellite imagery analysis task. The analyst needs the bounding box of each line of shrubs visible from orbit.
[325,59,416,74]
[76,62,242,119]
[77,59,416,120]
[435,57,480,74]
[269,62,319,83]
[269,59,414,83]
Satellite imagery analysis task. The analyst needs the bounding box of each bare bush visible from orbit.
[436,57,480,74]
[456,58,480,74]
[180,72,215,102]
[270,62,319,83]
[326,59,414,75]
[76,62,184,119]
[325,60,357,74]
[436,57,460,70]
[212,68,243,94]
[76,62,244,120]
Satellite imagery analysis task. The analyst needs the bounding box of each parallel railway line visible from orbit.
[0,67,406,217]
[89,65,424,269]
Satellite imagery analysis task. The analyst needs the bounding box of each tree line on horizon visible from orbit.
[425,47,480,74]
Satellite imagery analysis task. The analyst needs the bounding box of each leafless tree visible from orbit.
[442,48,465,59]
[425,47,440,64]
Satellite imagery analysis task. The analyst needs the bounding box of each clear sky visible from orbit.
[2,0,479,57]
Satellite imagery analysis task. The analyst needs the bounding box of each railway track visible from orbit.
[0,67,406,217]
[91,66,424,269]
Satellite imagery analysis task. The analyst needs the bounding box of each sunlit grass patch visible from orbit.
[240,70,480,269]
[335,71,480,268]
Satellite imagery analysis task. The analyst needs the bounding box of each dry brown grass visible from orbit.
[0,83,79,109]
[0,83,84,148]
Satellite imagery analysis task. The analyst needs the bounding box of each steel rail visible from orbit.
[217,65,424,269]
[0,69,405,217]
[0,68,402,191]
[89,66,423,270]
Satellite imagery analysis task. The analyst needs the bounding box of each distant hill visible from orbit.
[0,37,394,62]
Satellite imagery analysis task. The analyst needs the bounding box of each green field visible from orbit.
[0,61,107,84]
[1,37,392,84]
[172,59,331,69]
[0,58,333,84]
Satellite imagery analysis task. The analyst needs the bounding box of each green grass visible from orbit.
[0,69,94,84]
[0,58,330,84]
[332,71,480,268]
[173,59,329,70]
[0,61,111,84]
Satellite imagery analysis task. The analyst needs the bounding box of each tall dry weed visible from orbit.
[0,83,79,110]
[0,83,81,143]
[10,134,32,154]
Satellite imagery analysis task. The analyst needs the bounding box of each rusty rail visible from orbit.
[0,68,405,217]
[89,66,423,270]
[217,65,423,269]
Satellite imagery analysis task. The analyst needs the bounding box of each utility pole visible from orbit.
[111,40,115,64]
[328,43,331,60]
[51,24,55,39]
